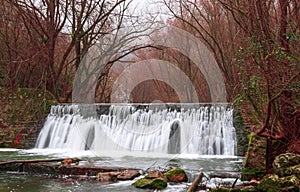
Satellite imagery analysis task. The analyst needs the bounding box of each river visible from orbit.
[0,148,244,192]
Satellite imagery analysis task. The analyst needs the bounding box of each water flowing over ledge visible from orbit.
[35,103,237,156]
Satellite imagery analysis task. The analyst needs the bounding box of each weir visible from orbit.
[35,104,237,155]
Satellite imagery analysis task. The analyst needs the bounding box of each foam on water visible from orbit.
[0,148,21,152]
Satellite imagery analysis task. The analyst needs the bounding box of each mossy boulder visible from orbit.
[273,153,300,177]
[257,174,299,192]
[164,167,188,182]
[241,133,266,181]
[133,177,167,190]
[241,167,266,181]
[132,170,167,190]
[282,164,300,178]
[240,187,257,192]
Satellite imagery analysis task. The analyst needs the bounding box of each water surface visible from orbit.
[0,149,244,192]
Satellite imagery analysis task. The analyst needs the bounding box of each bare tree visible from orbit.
[11,0,70,95]
[159,0,300,163]
[216,0,300,162]
[8,0,134,101]
[161,0,241,101]
[71,3,162,103]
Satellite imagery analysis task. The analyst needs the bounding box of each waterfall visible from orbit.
[35,104,237,155]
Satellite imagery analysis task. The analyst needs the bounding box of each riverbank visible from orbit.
[0,88,56,148]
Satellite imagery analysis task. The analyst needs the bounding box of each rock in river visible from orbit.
[132,170,168,190]
[164,167,188,182]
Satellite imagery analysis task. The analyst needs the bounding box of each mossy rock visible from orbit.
[164,167,188,182]
[0,87,57,148]
[244,133,267,168]
[273,153,300,177]
[240,187,257,192]
[257,174,299,192]
[283,165,300,178]
[233,109,248,156]
[241,133,266,181]
[133,177,167,190]
[210,187,241,192]
[133,171,167,190]
[241,167,265,181]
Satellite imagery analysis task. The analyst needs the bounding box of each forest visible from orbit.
[0,0,299,190]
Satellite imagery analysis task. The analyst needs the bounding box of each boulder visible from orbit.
[241,167,265,181]
[164,167,188,182]
[283,164,300,178]
[241,133,266,181]
[117,169,140,180]
[96,172,121,183]
[273,153,300,177]
[132,170,167,190]
[257,174,299,192]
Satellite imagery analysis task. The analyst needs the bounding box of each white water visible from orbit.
[35,104,236,155]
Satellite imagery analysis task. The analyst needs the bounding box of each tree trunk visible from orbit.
[187,172,203,192]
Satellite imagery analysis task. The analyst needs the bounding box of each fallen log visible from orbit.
[0,158,68,165]
[0,159,140,181]
[58,164,139,176]
[187,172,203,192]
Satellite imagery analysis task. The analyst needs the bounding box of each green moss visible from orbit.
[273,153,300,178]
[0,87,57,148]
[233,109,247,156]
[133,177,167,190]
[241,167,265,181]
[133,171,168,190]
[165,168,184,176]
[273,153,300,169]
[241,133,267,181]
[240,187,257,192]
[257,174,299,192]
[283,165,300,178]
[149,178,167,189]
[164,167,188,182]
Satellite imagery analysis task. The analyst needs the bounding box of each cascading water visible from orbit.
[35,104,237,155]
